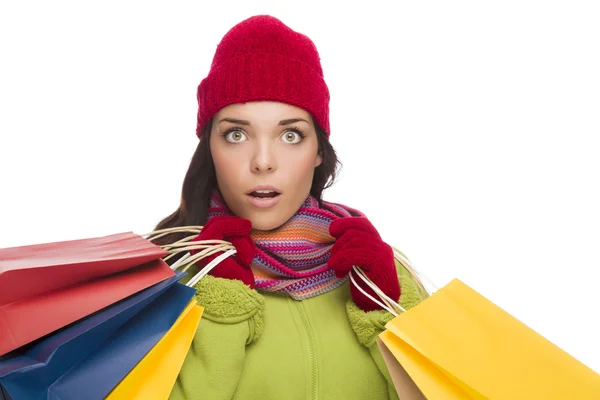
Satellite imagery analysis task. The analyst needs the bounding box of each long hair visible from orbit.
[152,118,341,247]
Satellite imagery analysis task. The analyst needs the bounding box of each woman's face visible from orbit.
[209,101,323,231]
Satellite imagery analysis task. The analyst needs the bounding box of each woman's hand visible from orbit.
[190,216,256,288]
[327,217,400,312]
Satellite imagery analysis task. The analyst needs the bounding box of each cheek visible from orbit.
[299,154,319,181]
[283,150,318,187]
[211,146,242,185]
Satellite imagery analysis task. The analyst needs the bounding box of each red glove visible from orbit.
[327,217,400,312]
[189,216,256,289]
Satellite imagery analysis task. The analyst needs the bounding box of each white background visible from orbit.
[1,1,599,374]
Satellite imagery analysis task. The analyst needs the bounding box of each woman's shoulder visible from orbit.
[191,274,264,321]
[187,273,265,344]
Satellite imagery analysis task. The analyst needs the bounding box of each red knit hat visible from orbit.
[195,15,331,138]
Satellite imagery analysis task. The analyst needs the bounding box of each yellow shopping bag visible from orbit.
[376,278,600,400]
[106,299,203,400]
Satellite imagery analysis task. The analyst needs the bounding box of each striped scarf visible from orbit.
[207,189,366,299]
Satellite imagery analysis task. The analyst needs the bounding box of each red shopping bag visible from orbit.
[0,232,173,356]
[0,232,168,306]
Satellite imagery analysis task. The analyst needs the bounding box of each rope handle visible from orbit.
[185,249,237,288]
[349,250,438,316]
[142,225,236,286]
[391,249,438,298]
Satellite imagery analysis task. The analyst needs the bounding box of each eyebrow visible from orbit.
[218,117,309,126]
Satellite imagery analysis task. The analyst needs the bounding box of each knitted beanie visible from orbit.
[195,15,330,138]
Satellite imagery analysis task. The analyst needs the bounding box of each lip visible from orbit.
[246,193,282,209]
[245,185,282,195]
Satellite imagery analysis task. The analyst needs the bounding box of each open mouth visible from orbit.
[248,190,281,199]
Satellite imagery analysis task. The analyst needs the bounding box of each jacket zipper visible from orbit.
[298,301,318,400]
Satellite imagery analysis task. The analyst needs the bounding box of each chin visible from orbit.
[248,216,285,231]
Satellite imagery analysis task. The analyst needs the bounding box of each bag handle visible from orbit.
[185,249,237,288]
[143,225,237,287]
[349,250,437,316]
[391,249,437,299]
[349,267,405,316]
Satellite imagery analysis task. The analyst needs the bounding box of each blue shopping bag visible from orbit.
[0,271,194,400]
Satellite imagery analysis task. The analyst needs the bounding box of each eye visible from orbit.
[281,128,306,144]
[224,129,248,143]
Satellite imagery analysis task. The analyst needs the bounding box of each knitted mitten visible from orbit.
[328,217,400,312]
[190,216,256,288]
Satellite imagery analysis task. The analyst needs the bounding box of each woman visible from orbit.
[155,15,425,400]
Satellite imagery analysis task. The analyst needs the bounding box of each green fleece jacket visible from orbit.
[169,248,425,400]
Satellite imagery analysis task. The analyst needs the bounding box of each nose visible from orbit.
[250,140,277,173]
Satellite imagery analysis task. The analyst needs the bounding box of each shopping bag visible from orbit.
[0,276,195,399]
[376,278,600,399]
[0,257,175,356]
[106,300,203,399]
[1,224,237,399]
[0,232,168,306]
[48,282,196,399]
[0,232,172,356]
[0,271,186,399]
[0,385,8,400]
